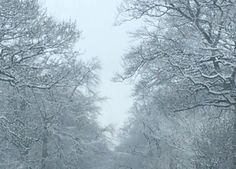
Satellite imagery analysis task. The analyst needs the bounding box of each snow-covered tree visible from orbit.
[117,0,236,168]
[0,0,111,169]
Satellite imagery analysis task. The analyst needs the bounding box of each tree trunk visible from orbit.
[41,122,48,169]
[233,105,236,169]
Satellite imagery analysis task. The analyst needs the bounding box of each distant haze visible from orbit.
[41,0,138,129]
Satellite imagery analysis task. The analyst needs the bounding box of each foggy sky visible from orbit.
[41,0,137,129]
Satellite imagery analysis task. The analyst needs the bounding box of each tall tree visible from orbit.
[117,0,236,168]
[0,0,110,169]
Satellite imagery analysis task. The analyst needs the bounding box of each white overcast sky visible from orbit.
[41,0,138,128]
